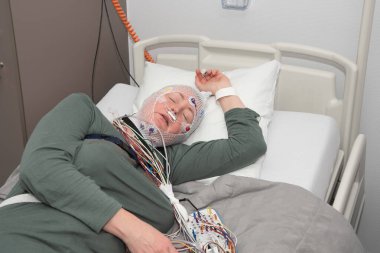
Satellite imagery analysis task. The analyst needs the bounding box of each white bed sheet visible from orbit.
[97,83,340,200]
[261,111,340,199]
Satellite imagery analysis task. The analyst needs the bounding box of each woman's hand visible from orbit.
[195,69,231,95]
[123,217,178,253]
[104,209,178,253]
[195,68,245,112]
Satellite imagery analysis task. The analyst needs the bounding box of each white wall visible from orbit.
[127,0,379,252]
[357,2,380,251]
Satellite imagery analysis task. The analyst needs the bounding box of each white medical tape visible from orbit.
[159,184,189,221]
[0,193,41,208]
[215,87,236,100]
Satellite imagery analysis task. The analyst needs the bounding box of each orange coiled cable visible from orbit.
[111,0,154,63]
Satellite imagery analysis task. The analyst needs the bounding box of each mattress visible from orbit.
[96,83,340,200]
[260,111,340,199]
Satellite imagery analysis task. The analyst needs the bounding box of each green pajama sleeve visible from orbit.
[18,93,122,233]
[167,108,267,185]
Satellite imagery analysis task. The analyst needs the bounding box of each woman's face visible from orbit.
[153,92,195,134]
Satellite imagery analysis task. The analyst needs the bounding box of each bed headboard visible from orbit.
[132,0,374,165]
[133,36,355,161]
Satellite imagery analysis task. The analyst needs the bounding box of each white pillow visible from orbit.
[97,83,139,121]
[133,61,281,183]
[134,62,197,109]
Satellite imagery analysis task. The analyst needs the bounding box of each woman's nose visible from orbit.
[170,104,180,114]
[174,100,188,112]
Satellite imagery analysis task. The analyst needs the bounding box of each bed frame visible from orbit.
[131,0,375,231]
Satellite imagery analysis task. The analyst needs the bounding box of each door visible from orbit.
[10,0,130,137]
[0,0,130,184]
[0,0,27,184]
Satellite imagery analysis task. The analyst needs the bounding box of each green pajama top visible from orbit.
[1,93,266,252]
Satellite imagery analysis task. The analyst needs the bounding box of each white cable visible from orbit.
[159,184,189,222]
[156,127,171,184]
[116,117,236,252]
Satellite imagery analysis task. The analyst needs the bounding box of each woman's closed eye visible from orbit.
[169,96,176,103]
[169,93,181,103]
[167,93,194,123]
[183,109,194,124]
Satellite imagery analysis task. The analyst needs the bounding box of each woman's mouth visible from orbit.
[155,112,169,129]
[161,113,170,125]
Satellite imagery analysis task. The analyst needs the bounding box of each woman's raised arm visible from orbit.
[167,70,267,184]
[195,68,245,112]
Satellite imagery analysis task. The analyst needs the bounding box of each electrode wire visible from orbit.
[113,119,165,185]
[104,0,141,87]
[90,0,104,100]
[113,117,237,253]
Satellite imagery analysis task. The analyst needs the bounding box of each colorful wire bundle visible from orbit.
[113,118,170,186]
[196,209,237,253]
[113,117,237,253]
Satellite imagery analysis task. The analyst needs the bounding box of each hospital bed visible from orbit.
[132,1,375,232]
[90,10,369,230]
[126,21,371,232]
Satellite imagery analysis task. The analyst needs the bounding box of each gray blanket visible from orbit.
[1,169,364,252]
[173,175,364,253]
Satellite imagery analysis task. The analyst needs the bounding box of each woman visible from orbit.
[0,69,266,253]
